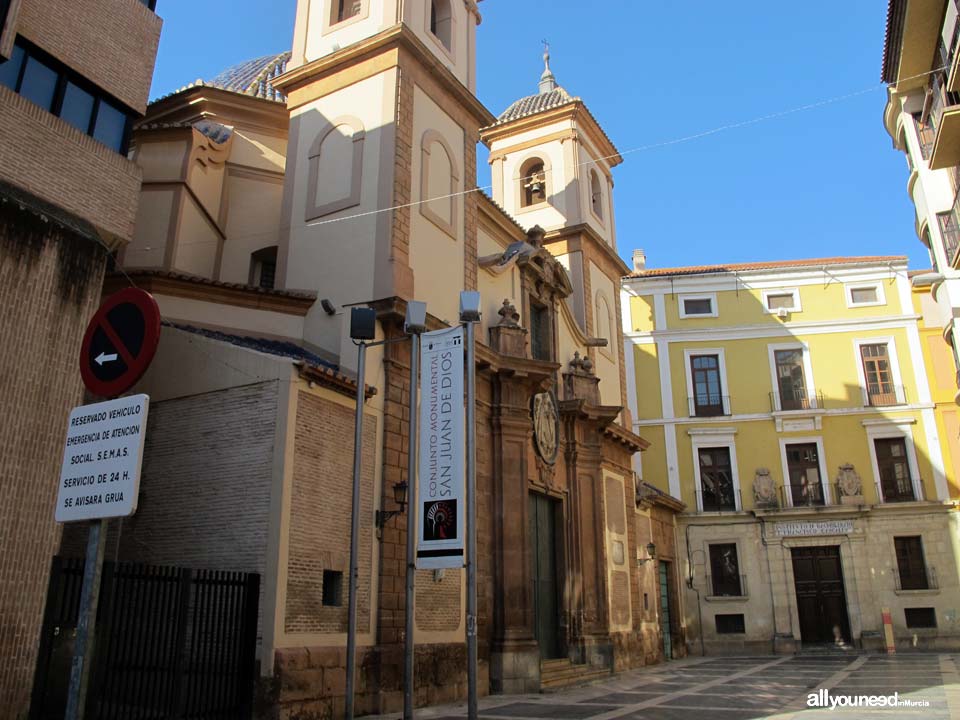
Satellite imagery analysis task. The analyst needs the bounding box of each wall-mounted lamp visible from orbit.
[637,542,657,565]
[376,480,408,537]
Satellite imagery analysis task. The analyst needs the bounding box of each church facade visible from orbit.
[81,1,686,714]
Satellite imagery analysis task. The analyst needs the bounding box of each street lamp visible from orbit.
[459,291,481,720]
[343,302,427,720]
[345,306,376,720]
[637,542,657,565]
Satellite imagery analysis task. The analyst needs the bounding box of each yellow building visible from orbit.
[622,255,960,654]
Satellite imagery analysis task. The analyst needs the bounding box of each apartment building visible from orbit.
[882,0,960,389]
[622,255,960,654]
[0,1,161,715]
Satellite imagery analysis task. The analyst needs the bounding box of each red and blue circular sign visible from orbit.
[79,288,161,398]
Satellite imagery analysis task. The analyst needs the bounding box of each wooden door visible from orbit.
[658,561,673,660]
[791,546,851,644]
[529,493,562,659]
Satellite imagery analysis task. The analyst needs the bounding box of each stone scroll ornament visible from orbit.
[532,390,560,465]
[753,468,777,507]
[836,464,863,497]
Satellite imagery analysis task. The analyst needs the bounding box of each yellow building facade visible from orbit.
[622,255,960,654]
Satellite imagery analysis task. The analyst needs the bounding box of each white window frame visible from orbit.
[683,347,730,416]
[762,287,802,314]
[845,282,886,308]
[778,436,831,507]
[767,342,816,412]
[678,292,717,319]
[853,337,906,407]
[863,419,923,503]
[689,428,741,512]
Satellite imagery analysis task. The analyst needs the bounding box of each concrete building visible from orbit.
[56,2,685,716]
[0,1,161,716]
[622,255,960,654]
[882,0,960,390]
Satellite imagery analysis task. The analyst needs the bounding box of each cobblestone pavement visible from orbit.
[375,654,960,719]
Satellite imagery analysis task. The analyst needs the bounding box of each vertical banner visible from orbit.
[416,326,465,569]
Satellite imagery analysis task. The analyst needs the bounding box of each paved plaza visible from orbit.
[380,654,960,719]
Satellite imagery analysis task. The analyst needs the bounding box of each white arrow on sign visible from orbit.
[95,352,118,366]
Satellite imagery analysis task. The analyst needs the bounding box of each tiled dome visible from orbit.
[207,51,292,102]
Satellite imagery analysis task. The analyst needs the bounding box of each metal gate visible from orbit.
[30,556,260,720]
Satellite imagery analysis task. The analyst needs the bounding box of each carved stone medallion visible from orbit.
[532,391,559,465]
[753,468,777,508]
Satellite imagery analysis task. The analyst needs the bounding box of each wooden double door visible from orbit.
[791,546,851,644]
[529,492,563,659]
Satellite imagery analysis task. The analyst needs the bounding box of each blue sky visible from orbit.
[149,1,921,270]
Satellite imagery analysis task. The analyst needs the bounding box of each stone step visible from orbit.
[540,667,610,691]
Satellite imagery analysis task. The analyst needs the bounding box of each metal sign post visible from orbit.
[64,518,107,720]
[404,330,419,720]
[459,292,481,720]
[61,287,159,720]
[345,338,367,720]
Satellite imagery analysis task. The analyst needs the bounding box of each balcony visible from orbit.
[876,477,924,504]
[769,389,824,413]
[865,384,907,408]
[779,483,826,508]
[895,566,938,592]
[705,574,748,599]
[928,71,960,170]
[938,196,960,267]
[687,394,730,418]
[694,484,741,513]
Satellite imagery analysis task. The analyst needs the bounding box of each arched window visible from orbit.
[430,0,453,51]
[595,291,613,358]
[250,246,278,289]
[420,129,460,237]
[306,117,365,221]
[520,157,547,208]
[332,0,362,24]
[590,170,603,220]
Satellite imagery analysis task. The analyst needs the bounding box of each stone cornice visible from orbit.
[273,24,495,126]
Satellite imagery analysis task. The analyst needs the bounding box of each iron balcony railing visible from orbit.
[687,394,730,417]
[694,484,741,513]
[769,389,824,412]
[705,574,748,598]
[876,477,924,504]
[779,483,826,508]
[915,113,937,160]
[895,565,938,591]
[866,384,907,407]
[938,194,960,266]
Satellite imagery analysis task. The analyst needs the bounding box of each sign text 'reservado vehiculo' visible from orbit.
[56,394,149,522]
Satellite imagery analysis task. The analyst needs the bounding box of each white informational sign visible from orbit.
[416,327,465,569]
[775,520,854,538]
[55,394,149,522]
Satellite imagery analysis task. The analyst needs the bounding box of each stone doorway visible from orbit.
[790,545,851,645]
[529,492,563,659]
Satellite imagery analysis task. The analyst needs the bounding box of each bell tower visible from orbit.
[276,0,490,365]
[481,47,629,411]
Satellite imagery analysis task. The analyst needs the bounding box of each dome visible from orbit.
[207,51,292,102]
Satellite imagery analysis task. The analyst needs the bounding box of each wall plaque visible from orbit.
[775,520,854,537]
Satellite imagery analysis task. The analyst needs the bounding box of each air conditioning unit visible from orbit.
[777,307,790,319]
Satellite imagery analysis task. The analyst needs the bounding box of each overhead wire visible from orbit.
[303,65,947,229]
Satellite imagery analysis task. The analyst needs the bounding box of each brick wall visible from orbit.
[15,0,161,113]
[0,86,143,240]
[60,380,280,647]
[285,391,377,634]
[0,210,105,718]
